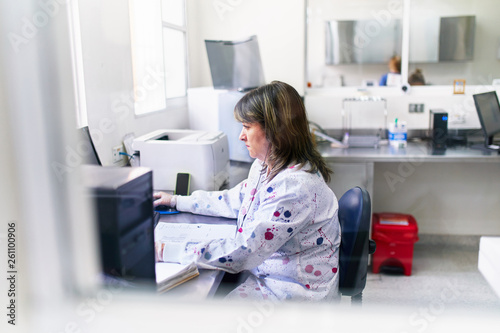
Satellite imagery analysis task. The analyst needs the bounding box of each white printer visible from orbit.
[132,129,230,192]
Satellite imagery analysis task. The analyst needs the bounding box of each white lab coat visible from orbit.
[174,159,340,302]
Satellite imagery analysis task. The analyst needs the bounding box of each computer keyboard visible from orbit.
[155,222,236,242]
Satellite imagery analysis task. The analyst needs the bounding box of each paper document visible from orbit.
[155,222,236,242]
[153,221,235,290]
[156,262,199,293]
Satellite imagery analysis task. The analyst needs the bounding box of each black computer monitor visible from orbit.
[473,91,500,149]
[82,165,156,287]
[77,126,102,165]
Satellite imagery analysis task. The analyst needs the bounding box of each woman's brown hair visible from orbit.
[234,80,332,183]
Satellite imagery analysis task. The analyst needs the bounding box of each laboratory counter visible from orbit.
[316,140,500,163]
[315,139,500,236]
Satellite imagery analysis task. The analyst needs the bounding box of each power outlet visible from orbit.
[409,103,424,113]
[112,145,123,164]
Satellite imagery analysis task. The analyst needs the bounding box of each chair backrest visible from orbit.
[338,186,372,297]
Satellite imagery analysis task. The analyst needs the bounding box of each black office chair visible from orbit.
[338,186,376,305]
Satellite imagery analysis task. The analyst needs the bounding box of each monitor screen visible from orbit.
[77,126,102,165]
[205,35,265,91]
[473,91,500,146]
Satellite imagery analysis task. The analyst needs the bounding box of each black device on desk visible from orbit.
[473,91,500,152]
[82,165,156,286]
[175,172,191,196]
[429,110,448,151]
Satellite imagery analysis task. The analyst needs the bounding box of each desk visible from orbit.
[316,141,500,235]
[317,141,500,163]
[156,212,237,299]
[317,141,500,194]
[227,142,500,234]
[478,237,500,298]
[317,140,500,201]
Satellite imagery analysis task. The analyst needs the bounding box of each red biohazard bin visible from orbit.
[371,212,419,276]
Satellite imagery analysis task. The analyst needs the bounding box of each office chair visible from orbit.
[338,186,376,305]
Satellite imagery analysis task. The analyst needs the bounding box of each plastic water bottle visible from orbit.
[388,118,407,148]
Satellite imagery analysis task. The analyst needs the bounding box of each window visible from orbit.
[307,0,405,88]
[129,0,188,115]
[67,0,88,127]
[161,0,188,99]
[307,0,500,88]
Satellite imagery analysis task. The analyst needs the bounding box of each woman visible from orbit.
[154,81,340,302]
[408,68,425,86]
[379,55,401,86]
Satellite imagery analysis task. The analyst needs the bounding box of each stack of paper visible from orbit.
[154,219,236,292]
[156,262,199,293]
[155,222,236,242]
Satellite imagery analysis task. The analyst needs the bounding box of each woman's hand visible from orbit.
[153,191,175,207]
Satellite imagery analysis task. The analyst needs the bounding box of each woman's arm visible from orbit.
[175,160,261,218]
[160,173,335,274]
[175,179,247,219]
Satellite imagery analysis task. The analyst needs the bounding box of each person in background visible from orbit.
[408,68,426,86]
[379,55,401,86]
[153,81,340,302]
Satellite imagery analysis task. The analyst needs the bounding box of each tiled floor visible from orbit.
[352,235,500,311]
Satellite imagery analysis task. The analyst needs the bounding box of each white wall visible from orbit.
[305,85,496,131]
[373,162,500,235]
[79,0,189,166]
[186,0,306,95]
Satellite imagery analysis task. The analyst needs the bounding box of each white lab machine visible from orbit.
[187,87,253,163]
[132,129,230,192]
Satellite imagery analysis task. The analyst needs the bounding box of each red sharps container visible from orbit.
[372,212,419,276]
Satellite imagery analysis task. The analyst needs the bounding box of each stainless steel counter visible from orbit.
[317,141,500,163]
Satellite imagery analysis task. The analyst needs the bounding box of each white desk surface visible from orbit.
[156,212,237,299]
[478,236,500,298]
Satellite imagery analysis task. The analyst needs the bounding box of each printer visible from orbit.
[132,129,230,192]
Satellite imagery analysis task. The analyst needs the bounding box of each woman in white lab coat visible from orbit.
[154,81,340,302]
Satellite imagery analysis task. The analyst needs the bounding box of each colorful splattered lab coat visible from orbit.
[172,159,340,302]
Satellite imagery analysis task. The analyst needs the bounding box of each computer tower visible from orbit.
[429,110,448,150]
[82,165,156,285]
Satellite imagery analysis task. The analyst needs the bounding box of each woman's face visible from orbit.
[239,122,269,161]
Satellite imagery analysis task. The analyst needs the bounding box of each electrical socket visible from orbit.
[112,145,123,164]
[409,103,424,113]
